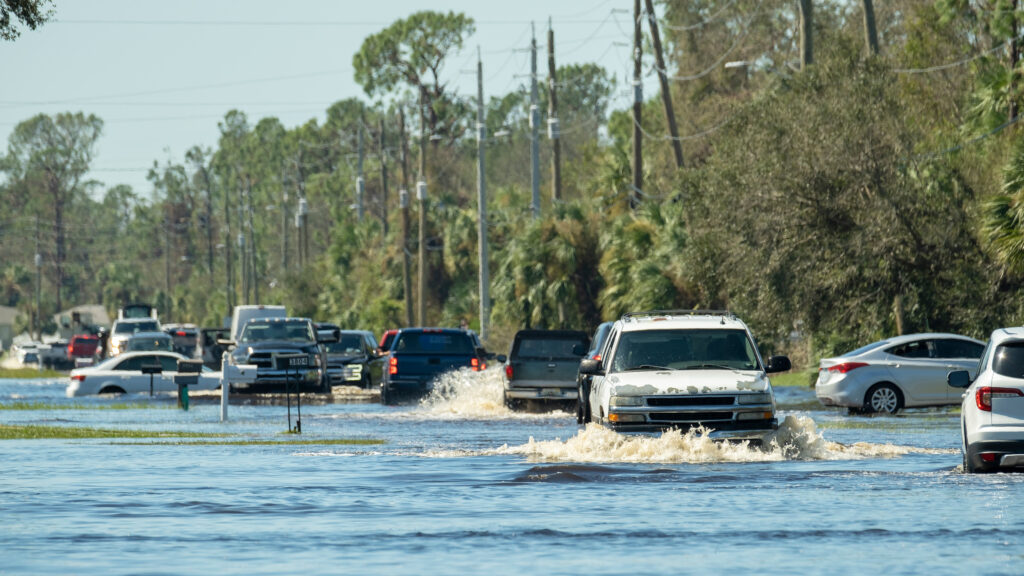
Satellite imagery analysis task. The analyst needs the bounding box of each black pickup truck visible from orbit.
[381,328,499,404]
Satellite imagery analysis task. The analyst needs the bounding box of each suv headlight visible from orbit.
[737,392,772,404]
[610,395,644,407]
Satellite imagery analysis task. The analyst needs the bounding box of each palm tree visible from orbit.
[984,138,1024,274]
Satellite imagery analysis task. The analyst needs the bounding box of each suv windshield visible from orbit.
[611,328,758,372]
[325,334,365,355]
[514,336,587,360]
[115,320,159,334]
[240,321,313,343]
[993,342,1024,378]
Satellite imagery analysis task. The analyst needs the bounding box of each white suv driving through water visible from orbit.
[948,327,1024,473]
[578,311,791,442]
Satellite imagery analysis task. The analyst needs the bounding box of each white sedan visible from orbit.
[66,351,220,397]
[949,328,1024,473]
[816,333,985,414]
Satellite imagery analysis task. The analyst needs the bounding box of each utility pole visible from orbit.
[238,231,247,305]
[378,117,390,236]
[357,116,365,222]
[645,0,684,169]
[223,171,234,315]
[1010,0,1019,121]
[530,22,541,219]
[245,176,259,304]
[799,0,813,70]
[297,198,309,268]
[631,0,643,208]
[862,0,878,56]
[398,108,414,327]
[200,164,214,288]
[476,47,491,342]
[34,216,40,341]
[281,169,289,273]
[547,18,562,203]
[417,89,428,327]
[164,214,172,301]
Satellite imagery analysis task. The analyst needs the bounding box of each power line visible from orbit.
[0,68,351,109]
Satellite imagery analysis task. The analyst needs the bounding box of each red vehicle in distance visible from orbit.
[68,335,100,363]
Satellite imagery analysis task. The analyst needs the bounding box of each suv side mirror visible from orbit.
[947,370,972,389]
[496,354,507,363]
[765,355,791,374]
[579,358,603,375]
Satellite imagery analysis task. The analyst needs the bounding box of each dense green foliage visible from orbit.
[4,4,1024,364]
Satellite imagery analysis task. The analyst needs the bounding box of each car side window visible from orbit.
[933,339,985,360]
[160,356,179,372]
[115,357,141,371]
[887,340,932,359]
[600,327,620,365]
[978,341,994,374]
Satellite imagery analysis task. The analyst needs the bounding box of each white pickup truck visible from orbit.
[578,311,791,442]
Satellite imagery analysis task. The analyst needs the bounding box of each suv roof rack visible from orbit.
[621,309,735,322]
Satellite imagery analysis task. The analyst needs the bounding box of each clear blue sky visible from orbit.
[0,0,653,196]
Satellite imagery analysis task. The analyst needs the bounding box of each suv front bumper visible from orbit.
[505,386,578,401]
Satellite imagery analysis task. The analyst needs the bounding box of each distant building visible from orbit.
[0,306,17,351]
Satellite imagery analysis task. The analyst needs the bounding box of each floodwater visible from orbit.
[2,369,1023,575]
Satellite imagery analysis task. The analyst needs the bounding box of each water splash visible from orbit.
[496,416,954,463]
[416,367,571,420]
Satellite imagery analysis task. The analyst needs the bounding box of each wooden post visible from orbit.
[645,0,683,169]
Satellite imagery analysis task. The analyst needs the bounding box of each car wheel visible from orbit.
[864,383,902,415]
[576,385,584,424]
[98,386,126,395]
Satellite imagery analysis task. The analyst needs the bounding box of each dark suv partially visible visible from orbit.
[321,330,385,389]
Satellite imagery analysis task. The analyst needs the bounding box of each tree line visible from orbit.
[4,1,1024,365]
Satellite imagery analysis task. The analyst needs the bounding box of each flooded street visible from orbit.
[3,369,1023,575]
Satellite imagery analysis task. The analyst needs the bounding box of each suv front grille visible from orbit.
[646,396,735,407]
[248,352,274,369]
[649,411,734,422]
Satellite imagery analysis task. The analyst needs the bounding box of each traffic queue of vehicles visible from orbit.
[37,299,1024,474]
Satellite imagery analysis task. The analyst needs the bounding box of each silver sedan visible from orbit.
[815,333,985,414]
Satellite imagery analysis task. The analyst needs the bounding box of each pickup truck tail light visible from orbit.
[388,356,398,375]
[505,364,514,380]
[976,386,1024,411]
[470,357,480,371]
[826,362,868,374]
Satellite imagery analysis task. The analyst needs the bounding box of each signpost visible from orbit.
[140,362,162,397]
[274,353,311,433]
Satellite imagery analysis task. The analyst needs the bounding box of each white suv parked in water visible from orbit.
[578,311,791,442]
[948,327,1024,473]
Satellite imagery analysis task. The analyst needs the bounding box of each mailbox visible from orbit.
[140,362,162,375]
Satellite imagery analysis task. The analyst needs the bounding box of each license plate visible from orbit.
[540,388,563,397]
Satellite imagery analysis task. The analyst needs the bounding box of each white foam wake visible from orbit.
[495,416,954,463]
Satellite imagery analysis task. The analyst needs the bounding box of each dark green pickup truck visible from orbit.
[502,329,589,410]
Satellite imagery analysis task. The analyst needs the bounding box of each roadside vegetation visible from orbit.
[3,2,1024,367]
[0,367,65,379]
